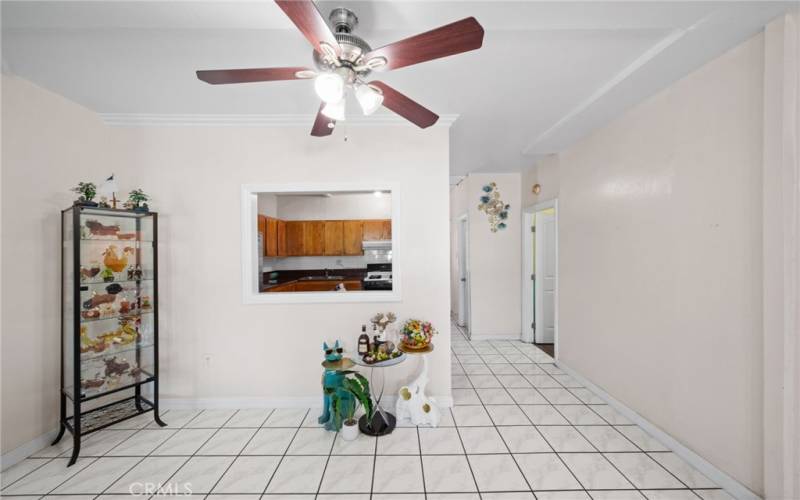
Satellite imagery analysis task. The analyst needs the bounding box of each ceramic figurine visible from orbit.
[318,340,355,431]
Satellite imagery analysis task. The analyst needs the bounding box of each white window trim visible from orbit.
[240,182,402,304]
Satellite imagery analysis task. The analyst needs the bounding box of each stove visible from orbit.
[363,263,392,290]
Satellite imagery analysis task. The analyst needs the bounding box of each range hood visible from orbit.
[362,240,392,250]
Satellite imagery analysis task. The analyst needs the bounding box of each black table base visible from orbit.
[359,412,396,436]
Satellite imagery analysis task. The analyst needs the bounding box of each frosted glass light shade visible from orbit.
[321,99,346,121]
[355,84,383,115]
[314,73,345,104]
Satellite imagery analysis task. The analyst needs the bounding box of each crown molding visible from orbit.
[99,113,459,128]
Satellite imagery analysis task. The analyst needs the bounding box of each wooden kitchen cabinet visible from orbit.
[362,220,384,241]
[343,220,363,255]
[285,221,305,256]
[362,219,391,241]
[257,215,267,256]
[294,281,337,292]
[277,219,287,256]
[266,282,297,292]
[265,216,279,257]
[323,221,344,256]
[303,221,325,256]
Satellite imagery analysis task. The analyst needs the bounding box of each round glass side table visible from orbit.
[352,353,406,436]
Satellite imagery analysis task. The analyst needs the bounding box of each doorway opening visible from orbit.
[457,214,471,339]
[522,200,558,358]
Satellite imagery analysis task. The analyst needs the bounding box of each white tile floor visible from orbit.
[1,322,734,499]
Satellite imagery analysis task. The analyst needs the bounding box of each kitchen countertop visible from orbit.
[261,268,367,291]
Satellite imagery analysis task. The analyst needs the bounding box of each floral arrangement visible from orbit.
[400,319,437,350]
[478,182,510,232]
[370,312,396,334]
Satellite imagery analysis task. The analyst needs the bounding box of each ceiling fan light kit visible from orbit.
[196,0,484,136]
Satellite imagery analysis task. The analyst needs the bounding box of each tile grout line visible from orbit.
[203,408,276,498]
[449,349,482,500]
[149,409,239,498]
[36,408,176,499]
[453,321,711,499]
[259,409,310,497]
[415,425,427,499]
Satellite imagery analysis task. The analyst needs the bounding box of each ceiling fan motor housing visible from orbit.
[313,8,372,73]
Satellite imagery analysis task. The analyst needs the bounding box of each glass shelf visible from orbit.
[79,278,153,286]
[80,309,153,324]
[81,342,155,363]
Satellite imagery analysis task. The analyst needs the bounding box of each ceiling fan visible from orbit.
[196,0,484,136]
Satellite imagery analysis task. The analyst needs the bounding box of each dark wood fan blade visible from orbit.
[196,67,312,84]
[364,17,484,71]
[369,81,439,129]
[275,0,341,55]
[311,103,335,136]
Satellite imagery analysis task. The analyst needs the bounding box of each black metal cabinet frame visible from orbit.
[55,206,165,466]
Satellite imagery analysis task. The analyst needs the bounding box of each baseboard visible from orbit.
[1,429,59,471]
[556,361,761,500]
[161,395,453,410]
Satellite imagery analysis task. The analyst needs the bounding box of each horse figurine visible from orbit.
[318,340,354,431]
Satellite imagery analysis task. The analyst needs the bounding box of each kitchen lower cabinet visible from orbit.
[265,282,297,292]
[268,279,363,292]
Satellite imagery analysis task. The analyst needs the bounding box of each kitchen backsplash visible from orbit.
[263,249,391,272]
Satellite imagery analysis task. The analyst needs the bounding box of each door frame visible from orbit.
[521,199,559,359]
[457,213,472,338]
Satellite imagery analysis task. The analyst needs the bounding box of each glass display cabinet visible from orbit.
[55,206,165,465]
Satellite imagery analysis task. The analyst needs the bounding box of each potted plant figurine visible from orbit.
[71,182,98,207]
[126,189,150,213]
[329,370,373,441]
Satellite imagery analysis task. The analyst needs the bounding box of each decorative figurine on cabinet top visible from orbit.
[125,189,150,213]
[71,182,98,207]
[318,340,355,431]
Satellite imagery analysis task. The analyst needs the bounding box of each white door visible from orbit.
[457,217,470,335]
[535,211,556,343]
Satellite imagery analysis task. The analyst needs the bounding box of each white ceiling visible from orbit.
[1,1,794,175]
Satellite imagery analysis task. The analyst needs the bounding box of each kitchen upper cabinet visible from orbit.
[277,220,287,256]
[343,220,363,255]
[265,217,279,257]
[323,221,344,256]
[285,221,305,256]
[262,218,388,257]
[362,220,384,241]
[303,221,325,256]
[362,219,391,241]
[258,215,267,256]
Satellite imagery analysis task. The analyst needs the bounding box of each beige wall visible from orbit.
[521,155,560,207]
[465,173,521,338]
[1,75,452,455]
[761,11,800,500]
[1,75,120,457]
[554,34,765,493]
[449,173,522,338]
